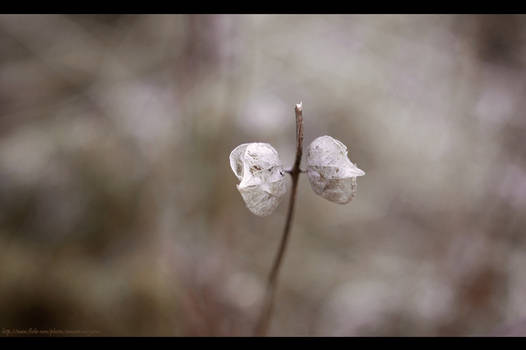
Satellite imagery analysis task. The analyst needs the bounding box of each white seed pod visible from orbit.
[306,135,365,204]
[230,143,288,216]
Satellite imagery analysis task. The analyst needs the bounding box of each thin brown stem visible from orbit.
[254,102,304,336]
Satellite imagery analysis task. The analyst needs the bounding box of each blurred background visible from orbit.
[1,14,526,336]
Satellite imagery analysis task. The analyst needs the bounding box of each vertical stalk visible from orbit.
[254,102,304,336]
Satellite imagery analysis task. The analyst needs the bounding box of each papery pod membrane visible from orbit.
[306,135,365,204]
[230,143,287,216]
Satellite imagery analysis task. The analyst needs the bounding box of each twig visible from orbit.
[254,102,304,336]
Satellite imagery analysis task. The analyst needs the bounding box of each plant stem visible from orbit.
[254,102,304,336]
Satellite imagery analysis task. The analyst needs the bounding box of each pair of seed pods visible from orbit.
[230,135,365,216]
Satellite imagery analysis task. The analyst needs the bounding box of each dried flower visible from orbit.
[306,135,365,204]
[230,143,288,216]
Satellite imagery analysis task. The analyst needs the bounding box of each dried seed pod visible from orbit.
[306,135,365,204]
[230,143,288,216]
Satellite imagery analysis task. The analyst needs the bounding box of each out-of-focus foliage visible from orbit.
[1,14,526,336]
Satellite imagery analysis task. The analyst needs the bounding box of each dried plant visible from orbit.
[229,102,365,336]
